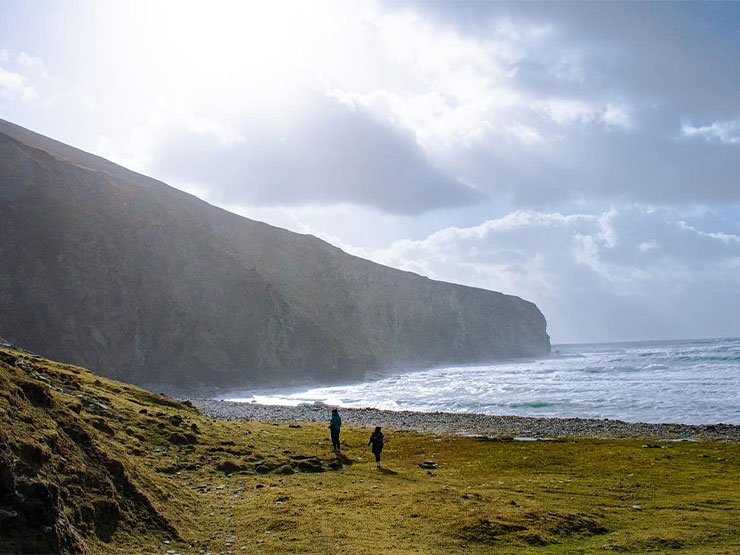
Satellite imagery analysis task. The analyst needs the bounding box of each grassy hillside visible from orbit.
[1,345,739,554]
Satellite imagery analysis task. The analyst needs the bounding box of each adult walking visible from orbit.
[329,408,342,453]
[368,426,384,468]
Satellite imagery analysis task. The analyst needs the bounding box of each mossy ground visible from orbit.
[1,346,739,554]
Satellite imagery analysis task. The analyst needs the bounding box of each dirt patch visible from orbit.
[461,518,527,543]
[216,460,250,473]
[91,498,121,542]
[0,352,17,367]
[525,511,608,539]
[296,458,326,473]
[168,432,198,445]
[461,511,607,547]
[18,380,53,408]
[0,440,86,554]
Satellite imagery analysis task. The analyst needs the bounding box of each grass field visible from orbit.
[1,346,739,554]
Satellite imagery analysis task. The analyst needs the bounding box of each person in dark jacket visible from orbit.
[368,426,384,468]
[329,409,342,453]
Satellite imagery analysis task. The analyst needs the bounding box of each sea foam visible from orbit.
[221,337,740,425]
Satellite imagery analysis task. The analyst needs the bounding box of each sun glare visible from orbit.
[120,0,336,101]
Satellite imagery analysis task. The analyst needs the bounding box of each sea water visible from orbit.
[221,337,740,425]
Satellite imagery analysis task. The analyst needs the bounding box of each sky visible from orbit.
[1,0,739,344]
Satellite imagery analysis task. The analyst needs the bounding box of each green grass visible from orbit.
[1,346,739,554]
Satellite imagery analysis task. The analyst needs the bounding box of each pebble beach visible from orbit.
[191,399,740,443]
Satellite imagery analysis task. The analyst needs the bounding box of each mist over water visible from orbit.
[222,338,740,425]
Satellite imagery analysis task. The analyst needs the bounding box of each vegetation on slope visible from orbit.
[1,345,739,554]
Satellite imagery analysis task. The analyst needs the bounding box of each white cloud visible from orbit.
[325,5,635,158]
[505,121,543,144]
[369,206,740,343]
[538,99,633,130]
[682,120,740,144]
[0,51,65,111]
[0,65,37,103]
[602,103,633,130]
[638,240,659,252]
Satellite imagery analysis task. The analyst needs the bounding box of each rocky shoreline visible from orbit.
[190,399,740,442]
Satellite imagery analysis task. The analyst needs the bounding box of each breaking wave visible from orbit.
[222,337,740,425]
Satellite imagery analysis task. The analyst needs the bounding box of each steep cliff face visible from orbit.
[0,119,550,388]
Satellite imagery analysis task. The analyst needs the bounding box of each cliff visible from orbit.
[0,118,550,388]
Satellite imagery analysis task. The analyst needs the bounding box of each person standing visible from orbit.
[329,408,342,453]
[368,426,384,468]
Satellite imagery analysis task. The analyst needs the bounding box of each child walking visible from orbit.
[368,426,384,468]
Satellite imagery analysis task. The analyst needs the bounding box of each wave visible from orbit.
[222,337,740,425]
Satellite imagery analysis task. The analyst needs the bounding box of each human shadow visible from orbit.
[379,467,398,475]
[335,453,354,466]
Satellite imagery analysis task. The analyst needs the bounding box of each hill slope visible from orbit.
[2,346,739,554]
[0,118,549,388]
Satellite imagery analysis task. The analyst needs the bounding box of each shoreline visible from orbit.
[191,399,740,442]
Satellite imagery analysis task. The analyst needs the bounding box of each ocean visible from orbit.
[221,337,740,425]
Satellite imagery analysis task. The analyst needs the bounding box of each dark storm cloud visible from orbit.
[149,94,484,214]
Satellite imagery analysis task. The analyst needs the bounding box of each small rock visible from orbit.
[632,505,641,510]
[419,461,438,469]
[169,415,184,426]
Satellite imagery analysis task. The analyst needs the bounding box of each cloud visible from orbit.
[142,93,484,214]
[66,1,739,213]
[0,51,38,103]
[682,120,740,144]
[0,50,67,116]
[371,206,740,343]
[351,2,740,207]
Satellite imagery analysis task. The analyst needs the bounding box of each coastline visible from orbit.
[191,399,740,442]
